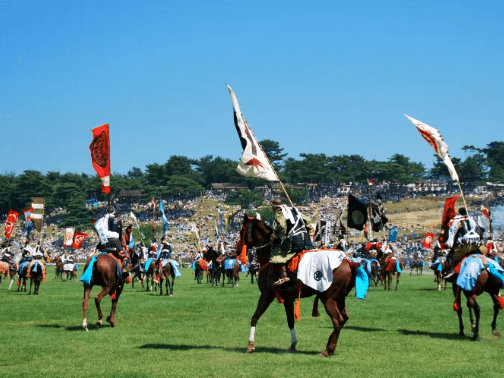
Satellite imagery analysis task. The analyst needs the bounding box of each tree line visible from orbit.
[1,140,503,222]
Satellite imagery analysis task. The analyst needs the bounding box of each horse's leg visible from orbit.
[283,300,298,352]
[247,290,276,353]
[395,273,400,291]
[28,278,33,295]
[94,286,110,326]
[451,284,464,336]
[490,294,501,338]
[467,294,480,341]
[320,297,346,357]
[312,295,320,317]
[82,285,92,331]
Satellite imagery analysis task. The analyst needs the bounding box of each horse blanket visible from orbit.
[457,254,504,291]
[80,253,120,285]
[224,258,237,270]
[145,258,154,273]
[384,257,402,274]
[160,259,182,277]
[432,257,446,272]
[63,263,79,271]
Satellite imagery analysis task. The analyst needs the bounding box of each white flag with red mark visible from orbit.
[227,85,278,182]
[405,115,459,182]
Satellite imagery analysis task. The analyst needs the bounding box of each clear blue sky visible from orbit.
[1,0,503,175]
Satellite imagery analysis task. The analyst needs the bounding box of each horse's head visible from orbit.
[237,214,272,265]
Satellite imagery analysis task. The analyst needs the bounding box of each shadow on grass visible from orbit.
[36,324,63,328]
[345,325,386,332]
[65,324,113,331]
[139,343,317,355]
[397,328,465,340]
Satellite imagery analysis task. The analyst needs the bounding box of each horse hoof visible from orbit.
[96,320,103,326]
[246,344,255,353]
[320,350,330,357]
[492,329,500,339]
[312,311,320,318]
[288,345,297,353]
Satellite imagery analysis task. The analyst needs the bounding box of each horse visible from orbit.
[432,255,448,291]
[377,249,403,291]
[204,247,222,287]
[62,262,78,281]
[194,259,205,284]
[27,259,45,295]
[222,257,241,288]
[17,262,30,292]
[409,258,424,276]
[443,245,503,340]
[361,258,380,287]
[82,253,125,331]
[144,257,158,292]
[128,244,144,289]
[0,261,10,289]
[52,255,64,280]
[247,255,259,284]
[238,215,363,357]
[158,260,175,296]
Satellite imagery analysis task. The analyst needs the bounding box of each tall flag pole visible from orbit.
[227,85,293,206]
[89,123,111,203]
[405,115,467,211]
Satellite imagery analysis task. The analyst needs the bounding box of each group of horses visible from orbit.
[0,259,44,294]
[193,247,248,287]
[76,214,502,356]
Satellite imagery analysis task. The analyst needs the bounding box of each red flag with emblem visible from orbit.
[89,123,111,194]
[227,85,278,182]
[4,210,19,239]
[72,232,88,249]
[422,232,435,248]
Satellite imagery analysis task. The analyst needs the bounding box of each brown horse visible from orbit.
[432,256,448,291]
[238,215,362,357]
[27,260,45,295]
[0,261,10,289]
[377,250,403,291]
[82,254,124,331]
[144,258,158,292]
[158,261,175,296]
[443,247,502,340]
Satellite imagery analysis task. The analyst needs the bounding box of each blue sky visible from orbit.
[1,0,503,175]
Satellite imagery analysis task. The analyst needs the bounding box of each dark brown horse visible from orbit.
[27,260,45,295]
[443,247,502,340]
[144,257,158,292]
[82,254,124,331]
[158,261,175,296]
[238,215,361,357]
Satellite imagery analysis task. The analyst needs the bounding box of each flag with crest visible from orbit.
[347,194,368,231]
[72,232,88,249]
[227,85,277,181]
[89,123,111,194]
[4,210,19,239]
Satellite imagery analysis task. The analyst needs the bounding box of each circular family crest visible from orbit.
[351,210,365,226]
[314,271,323,281]
[90,131,109,168]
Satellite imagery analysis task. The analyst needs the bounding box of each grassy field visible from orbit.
[0,266,502,377]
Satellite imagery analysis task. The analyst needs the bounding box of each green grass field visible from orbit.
[0,267,502,377]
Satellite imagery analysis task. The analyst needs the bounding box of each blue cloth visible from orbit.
[169,260,182,277]
[19,261,29,273]
[396,259,402,274]
[32,261,39,273]
[240,264,247,273]
[457,256,486,291]
[224,258,236,270]
[74,264,80,271]
[145,258,154,272]
[365,258,378,275]
[388,226,398,242]
[355,265,369,300]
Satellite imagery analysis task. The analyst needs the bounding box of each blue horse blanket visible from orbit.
[161,259,181,277]
[145,258,154,273]
[457,254,504,291]
[80,253,120,285]
[224,259,237,270]
[355,265,369,300]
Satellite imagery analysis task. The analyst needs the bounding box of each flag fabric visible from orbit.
[23,207,34,238]
[388,226,398,242]
[438,195,458,248]
[160,200,169,236]
[129,211,139,227]
[422,232,436,248]
[347,194,368,231]
[4,210,19,239]
[227,85,278,181]
[128,232,135,248]
[72,232,88,249]
[405,115,459,182]
[367,178,375,186]
[30,197,45,232]
[64,228,75,247]
[477,205,491,234]
[370,200,388,232]
[152,198,156,233]
[89,123,111,194]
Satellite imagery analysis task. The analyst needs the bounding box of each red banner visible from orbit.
[422,232,435,248]
[72,232,88,249]
[89,123,110,194]
[438,195,458,248]
[5,210,19,239]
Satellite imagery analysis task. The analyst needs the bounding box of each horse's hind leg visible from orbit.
[490,294,501,338]
[312,295,320,317]
[467,296,480,341]
[82,285,92,331]
[320,297,346,357]
[247,290,276,353]
[395,273,400,291]
[94,286,110,326]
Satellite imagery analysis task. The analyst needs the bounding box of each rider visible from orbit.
[157,237,173,263]
[269,197,315,286]
[97,207,128,276]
